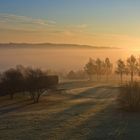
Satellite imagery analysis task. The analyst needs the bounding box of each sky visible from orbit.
[0,0,140,48]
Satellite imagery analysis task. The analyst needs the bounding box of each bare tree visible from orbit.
[105,58,113,81]
[1,68,23,99]
[0,65,59,103]
[25,67,47,103]
[84,58,95,80]
[115,59,126,83]
[84,58,108,81]
[67,70,76,79]
[95,58,105,81]
[136,56,140,78]
[127,55,138,83]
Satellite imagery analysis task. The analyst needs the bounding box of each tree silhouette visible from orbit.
[95,58,105,81]
[136,56,140,77]
[25,67,47,103]
[105,58,113,81]
[1,68,23,99]
[127,55,138,83]
[115,59,126,83]
[67,70,76,79]
[0,65,59,103]
[84,58,95,80]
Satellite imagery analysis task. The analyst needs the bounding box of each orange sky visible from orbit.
[1,1,140,49]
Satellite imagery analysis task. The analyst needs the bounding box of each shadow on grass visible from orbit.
[63,106,140,140]
[2,85,137,140]
[0,99,33,116]
[69,85,118,100]
[29,85,120,139]
[31,85,140,140]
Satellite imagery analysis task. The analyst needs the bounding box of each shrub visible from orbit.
[24,67,48,103]
[0,66,59,103]
[0,68,24,99]
[118,82,140,111]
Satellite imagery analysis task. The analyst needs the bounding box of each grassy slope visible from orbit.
[0,81,140,140]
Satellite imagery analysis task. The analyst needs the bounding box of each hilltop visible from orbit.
[0,43,118,49]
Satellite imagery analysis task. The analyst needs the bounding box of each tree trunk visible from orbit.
[106,71,109,82]
[106,74,108,82]
[131,72,133,83]
[10,93,14,100]
[89,75,92,81]
[120,73,123,84]
[36,94,40,103]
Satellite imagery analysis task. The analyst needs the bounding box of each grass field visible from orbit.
[0,81,140,140]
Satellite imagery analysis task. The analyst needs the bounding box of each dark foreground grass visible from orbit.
[118,82,140,112]
[2,82,140,140]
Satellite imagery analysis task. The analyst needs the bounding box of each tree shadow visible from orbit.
[69,85,118,101]
[32,85,140,140]
[1,85,131,140]
[31,85,119,139]
[58,86,140,140]
[61,103,123,140]
[0,99,33,116]
[0,99,30,109]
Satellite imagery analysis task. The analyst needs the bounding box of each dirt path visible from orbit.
[0,84,140,140]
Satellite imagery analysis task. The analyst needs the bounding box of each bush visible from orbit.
[0,66,59,103]
[24,67,48,103]
[0,68,24,99]
[118,82,140,111]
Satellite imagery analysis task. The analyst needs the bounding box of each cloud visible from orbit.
[0,13,55,30]
[75,24,88,29]
[0,14,88,36]
[49,24,89,37]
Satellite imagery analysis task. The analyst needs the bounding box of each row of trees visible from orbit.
[66,70,87,80]
[84,57,113,81]
[116,55,138,83]
[0,65,58,103]
[84,55,140,83]
[0,55,138,102]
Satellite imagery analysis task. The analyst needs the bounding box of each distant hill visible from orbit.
[0,43,118,49]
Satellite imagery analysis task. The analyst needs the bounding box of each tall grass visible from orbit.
[118,82,140,111]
